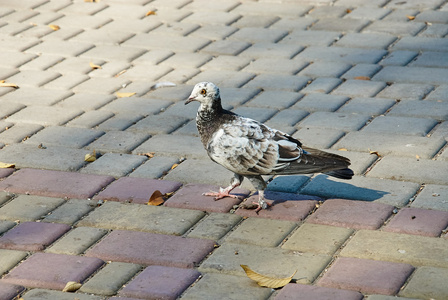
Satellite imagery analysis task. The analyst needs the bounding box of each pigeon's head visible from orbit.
[185,82,220,107]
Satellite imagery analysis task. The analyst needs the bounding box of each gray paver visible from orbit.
[367,156,448,185]
[46,227,108,255]
[340,229,448,268]
[42,199,95,224]
[0,249,28,275]
[85,131,150,154]
[377,83,434,100]
[361,116,438,136]
[199,243,331,284]
[129,156,180,179]
[181,273,272,300]
[6,106,82,126]
[187,212,242,241]
[374,66,448,85]
[78,201,204,236]
[80,262,142,296]
[298,111,371,131]
[24,126,104,148]
[400,266,448,299]
[81,153,147,178]
[411,184,448,211]
[225,217,297,247]
[0,195,65,222]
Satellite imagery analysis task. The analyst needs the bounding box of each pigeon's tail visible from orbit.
[277,146,353,179]
[324,168,354,180]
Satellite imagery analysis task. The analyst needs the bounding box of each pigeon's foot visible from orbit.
[252,199,271,214]
[203,187,241,200]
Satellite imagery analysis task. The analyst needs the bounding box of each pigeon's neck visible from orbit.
[196,98,223,146]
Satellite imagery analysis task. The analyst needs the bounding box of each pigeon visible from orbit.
[185,82,354,212]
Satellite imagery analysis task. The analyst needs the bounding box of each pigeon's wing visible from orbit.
[206,117,280,175]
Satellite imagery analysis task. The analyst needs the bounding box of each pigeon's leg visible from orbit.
[203,174,243,200]
[247,175,270,212]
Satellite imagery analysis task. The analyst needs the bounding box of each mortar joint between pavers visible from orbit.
[432,140,448,160]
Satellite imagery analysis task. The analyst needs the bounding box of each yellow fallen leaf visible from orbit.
[171,163,179,170]
[406,15,415,20]
[89,62,102,69]
[338,148,348,151]
[354,76,370,81]
[85,151,96,162]
[346,8,352,13]
[116,92,136,98]
[147,190,165,206]
[0,81,19,88]
[0,162,15,168]
[416,155,420,160]
[62,281,82,292]
[241,265,296,288]
[369,151,381,157]
[146,10,157,16]
[115,69,127,77]
[48,24,60,31]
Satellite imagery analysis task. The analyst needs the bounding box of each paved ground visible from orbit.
[0,0,447,299]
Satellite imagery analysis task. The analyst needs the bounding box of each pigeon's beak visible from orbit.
[185,96,196,105]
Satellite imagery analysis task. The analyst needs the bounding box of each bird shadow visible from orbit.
[265,175,390,204]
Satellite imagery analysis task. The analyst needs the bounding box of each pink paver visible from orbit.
[94,177,182,204]
[0,168,14,178]
[0,168,114,199]
[0,222,71,251]
[307,198,394,229]
[85,230,216,268]
[274,283,363,300]
[120,265,201,300]
[318,257,414,295]
[2,253,104,290]
[164,183,250,213]
[235,191,321,221]
[0,282,25,300]
[384,207,448,237]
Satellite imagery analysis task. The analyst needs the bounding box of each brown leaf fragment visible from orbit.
[0,162,15,169]
[354,76,370,81]
[171,163,179,170]
[146,10,157,16]
[240,265,297,289]
[147,190,165,206]
[116,92,136,98]
[89,62,102,70]
[346,8,352,13]
[62,281,82,292]
[406,15,415,20]
[115,69,127,77]
[140,152,155,158]
[48,24,60,31]
[0,80,19,88]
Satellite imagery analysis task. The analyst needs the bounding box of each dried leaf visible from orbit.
[346,8,352,13]
[354,76,370,81]
[240,265,296,289]
[147,190,165,206]
[0,80,19,88]
[146,10,157,16]
[116,92,136,98]
[406,15,415,20]
[115,69,127,77]
[171,163,179,170]
[338,148,348,151]
[0,162,15,168]
[48,24,60,31]
[89,62,102,70]
[369,151,381,157]
[416,155,420,160]
[140,152,155,158]
[85,151,96,162]
[62,281,82,292]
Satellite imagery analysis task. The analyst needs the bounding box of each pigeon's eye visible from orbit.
[200,89,207,95]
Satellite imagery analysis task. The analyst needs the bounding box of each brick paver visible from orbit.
[2,252,104,290]
[85,230,216,268]
[0,0,447,299]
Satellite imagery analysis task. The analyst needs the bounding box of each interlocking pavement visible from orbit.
[0,0,448,299]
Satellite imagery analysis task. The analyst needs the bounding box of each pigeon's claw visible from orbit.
[203,187,240,200]
[252,199,271,214]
